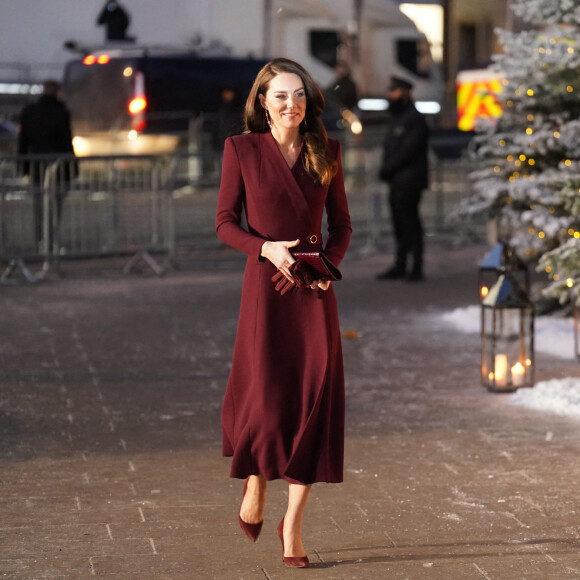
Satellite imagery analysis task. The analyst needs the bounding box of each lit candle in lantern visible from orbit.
[511,362,525,387]
[494,354,508,387]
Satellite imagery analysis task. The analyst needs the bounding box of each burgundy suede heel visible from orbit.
[238,478,263,542]
[277,517,309,568]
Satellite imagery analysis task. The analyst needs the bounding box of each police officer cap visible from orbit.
[388,76,414,91]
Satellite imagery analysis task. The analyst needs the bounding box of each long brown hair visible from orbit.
[244,58,337,186]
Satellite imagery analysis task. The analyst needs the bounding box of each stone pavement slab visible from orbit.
[1,243,580,579]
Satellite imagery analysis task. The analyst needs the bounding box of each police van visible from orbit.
[62,48,267,156]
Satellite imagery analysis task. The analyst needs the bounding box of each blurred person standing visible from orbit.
[215,58,351,567]
[327,60,358,110]
[18,80,76,250]
[213,86,244,149]
[376,76,429,282]
[97,1,132,41]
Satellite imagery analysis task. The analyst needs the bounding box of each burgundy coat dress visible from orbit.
[215,131,352,485]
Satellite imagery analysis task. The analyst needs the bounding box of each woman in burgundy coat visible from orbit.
[215,58,352,567]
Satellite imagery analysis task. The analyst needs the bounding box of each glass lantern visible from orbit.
[481,274,534,392]
[478,243,529,301]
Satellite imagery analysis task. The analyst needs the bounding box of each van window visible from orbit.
[396,39,430,78]
[309,30,339,69]
[64,58,134,133]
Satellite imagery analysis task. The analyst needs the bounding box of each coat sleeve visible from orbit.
[215,137,266,259]
[323,141,352,266]
[60,108,75,155]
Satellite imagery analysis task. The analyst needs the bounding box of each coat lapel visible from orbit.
[260,132,313,229]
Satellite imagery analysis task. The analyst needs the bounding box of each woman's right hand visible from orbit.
[261,239,300,282]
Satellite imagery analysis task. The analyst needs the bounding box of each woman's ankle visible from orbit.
[282,522,306,557]
[240,476,267,523]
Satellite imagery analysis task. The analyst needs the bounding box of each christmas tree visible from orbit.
[462,0,580,303]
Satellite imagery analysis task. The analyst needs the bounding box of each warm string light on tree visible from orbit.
[458,0,580,303]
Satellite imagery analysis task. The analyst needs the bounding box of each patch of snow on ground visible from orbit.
[440,305,574,359]
[509,378,580,419]
[441,305,481,335]
[440,306,580,419]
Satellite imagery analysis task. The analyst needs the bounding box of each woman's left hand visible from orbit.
[310,280,331,291]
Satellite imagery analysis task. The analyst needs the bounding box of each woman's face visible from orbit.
[260,72,307,130]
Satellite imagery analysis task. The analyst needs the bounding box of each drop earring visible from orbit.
[265,109,272,127]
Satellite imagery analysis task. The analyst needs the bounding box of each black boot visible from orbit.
[407,270,424,282]
[407,262,424,282]
[376,266,406,280]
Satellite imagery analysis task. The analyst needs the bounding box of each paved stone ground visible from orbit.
[1,239,580,579]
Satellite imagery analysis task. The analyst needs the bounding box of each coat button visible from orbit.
[308,234,318,244]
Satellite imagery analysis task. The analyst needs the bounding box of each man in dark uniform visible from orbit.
[97,1,131,41]
[18,80,76,249]
[377,76,429,281]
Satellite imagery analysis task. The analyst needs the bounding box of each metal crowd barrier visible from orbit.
[0,153,179,281]
[335,132,483,254]
[0,140,480,282]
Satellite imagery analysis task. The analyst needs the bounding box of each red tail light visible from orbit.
[83,54,110,65]
[128,96,147,114]
[129,71,146,132]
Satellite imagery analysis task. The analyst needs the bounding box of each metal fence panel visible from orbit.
[0,140,482,279]
[0,154,175,279]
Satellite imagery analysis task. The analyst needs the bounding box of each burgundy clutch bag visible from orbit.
[271,233,342,295]
[290,251,342,283]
